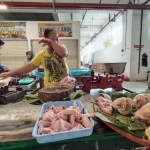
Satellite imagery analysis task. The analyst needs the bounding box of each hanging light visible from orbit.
[0,0,7,9]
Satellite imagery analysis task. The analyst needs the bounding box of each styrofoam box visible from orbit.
[32,100,94,144]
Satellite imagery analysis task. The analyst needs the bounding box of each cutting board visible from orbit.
[38,87,70,101]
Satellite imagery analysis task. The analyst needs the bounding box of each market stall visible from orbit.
[0,89,148,150]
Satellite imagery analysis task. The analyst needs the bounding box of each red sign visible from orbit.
[134,45,144,49]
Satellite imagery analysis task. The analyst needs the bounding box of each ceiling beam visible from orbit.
[0,15,6,20]
[3,2,150,10]
[52,13,59,21]
[70,13,73,21]
[142,0,150,5]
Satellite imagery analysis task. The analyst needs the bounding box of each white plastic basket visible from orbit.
[32,100,94,144]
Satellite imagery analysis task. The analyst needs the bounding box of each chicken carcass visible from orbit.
[132,103,150,124]
[38,120,51,128]
[100,93,112,102]
[133,94,148,109]
[60,76,76,90]
[38,127,55,135]
[42,109,55,121]
[96,96,113,115]
[98,101,113,115]
[145,127,150,141]
[81,114,92,128]
[112,97,133,115]
[144,94,150,103]
[38,102,93,135]
[71,123,84,131]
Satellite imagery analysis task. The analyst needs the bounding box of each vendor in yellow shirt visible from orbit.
[0,29,69,88]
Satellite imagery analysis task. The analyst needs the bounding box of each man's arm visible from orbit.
[10,63,37,75]
[0,63,38,79]
[39,38,68,57]
[51,41,68,57]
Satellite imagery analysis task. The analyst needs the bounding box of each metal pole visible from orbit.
[80,9,87,27]
[138,10,143,74]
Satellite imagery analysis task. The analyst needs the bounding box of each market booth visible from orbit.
[0,61,149,149]
[0,89,147,150]
[0,1,150,150]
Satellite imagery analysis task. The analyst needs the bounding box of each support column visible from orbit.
[123,10,133,79]
[130,10,150,81]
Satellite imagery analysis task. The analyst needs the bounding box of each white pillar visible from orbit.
[130,10,150,81]
[123,10,133,79]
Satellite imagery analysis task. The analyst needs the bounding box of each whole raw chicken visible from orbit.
[132,103,150,124]
[145,127,150,141]
[144,94,150,102]
[133,94,148,109]
[112,97,134,115]
[100,93,112,101]
[96,95,113,115]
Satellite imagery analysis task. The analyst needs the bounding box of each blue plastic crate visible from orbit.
[32,100,94,144]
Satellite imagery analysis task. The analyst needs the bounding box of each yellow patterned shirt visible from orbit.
[30,46,69,88]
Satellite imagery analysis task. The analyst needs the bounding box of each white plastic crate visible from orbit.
[32,100,94,144]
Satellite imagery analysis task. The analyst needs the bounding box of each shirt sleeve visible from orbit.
[60,44,68,57]
[0,65,4,70]
[30,50,42,67]
[60,44,66,49]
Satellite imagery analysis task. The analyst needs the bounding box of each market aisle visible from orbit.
[123,81,148,93]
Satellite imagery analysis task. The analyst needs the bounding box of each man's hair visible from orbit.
[44,28,56,38]
[0,39,5,46]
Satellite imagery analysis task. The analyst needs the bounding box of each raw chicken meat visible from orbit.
[42,109,55,121]
[145,127,150,141]
[60,76,76,90]
[98,101,113,115]
[112,97,133,115]
[133,94,148,109]
[144,94,150,102]
[96,96,113,115]
[38,101,93,135]
[39,120,51,128]
[38,127,55,135]
[71,124,84,131]
[132,103,150,124]
[100,93,112,101]
[81,114,92,128]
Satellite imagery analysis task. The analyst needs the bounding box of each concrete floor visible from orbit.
[123,81,148,93]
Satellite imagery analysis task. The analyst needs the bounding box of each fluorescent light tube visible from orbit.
[0,5,7,9]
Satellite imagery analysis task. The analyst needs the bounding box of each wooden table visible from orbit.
[0,89,145,149]
[0,89,100,142]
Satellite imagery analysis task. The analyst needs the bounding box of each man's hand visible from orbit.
[39,38,51,47]
[0,72,12,80]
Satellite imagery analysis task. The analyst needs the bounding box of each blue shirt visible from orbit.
[0,65,4,70]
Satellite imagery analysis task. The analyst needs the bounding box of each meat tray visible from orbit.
[32,100,94,144]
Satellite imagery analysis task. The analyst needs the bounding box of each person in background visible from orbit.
[0,29,75,90]
[142,53,148,67]
[0,39,5,49]
[24,51,36,78]
[0,39,11,73]
[24,51,35,65]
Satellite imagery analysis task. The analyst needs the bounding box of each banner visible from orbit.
[0,22,26,40]
[38,23,72,37]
